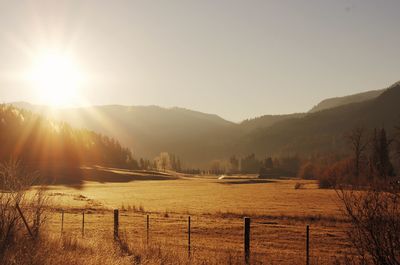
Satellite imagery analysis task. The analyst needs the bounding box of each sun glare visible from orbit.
[29,51,84,106]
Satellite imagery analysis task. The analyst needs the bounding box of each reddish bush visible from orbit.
[297,162,318,180]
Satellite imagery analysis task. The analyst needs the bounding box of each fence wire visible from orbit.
[43,209,352,264]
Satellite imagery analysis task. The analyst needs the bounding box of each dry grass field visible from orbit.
[27,173,356,265]
[46,174,341,217]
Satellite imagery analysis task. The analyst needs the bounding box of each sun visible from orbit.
[29,51,84,106]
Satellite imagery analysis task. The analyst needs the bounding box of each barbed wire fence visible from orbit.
[41,208,351,264]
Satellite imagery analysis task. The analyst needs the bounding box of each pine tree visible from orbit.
[369,127,394,180]
[379,128,394,178]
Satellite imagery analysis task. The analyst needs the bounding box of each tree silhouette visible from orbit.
[0,104,139,183]
[369,128,394,180]
[346,127,368,181]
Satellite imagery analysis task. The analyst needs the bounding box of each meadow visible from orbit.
[31,172,355,265]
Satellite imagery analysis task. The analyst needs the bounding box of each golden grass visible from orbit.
[45,177,341,217]
[19,176,356,264]
[38,210,352,264]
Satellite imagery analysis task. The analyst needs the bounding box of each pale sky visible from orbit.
[0,0,399,122]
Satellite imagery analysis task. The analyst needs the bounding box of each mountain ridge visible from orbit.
[9,81,400,168]
[238,82,400,158]
[309,88,386,113]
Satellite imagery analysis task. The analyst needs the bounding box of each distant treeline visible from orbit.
[205,124,400,186]
[206,154,301,177]
[145,152,182,172]
[297,125,400,188]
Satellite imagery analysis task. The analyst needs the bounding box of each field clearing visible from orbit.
[46,175,342,218]
[38,176,354,264]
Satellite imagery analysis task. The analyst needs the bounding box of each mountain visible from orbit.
[11,81,400,168]
[10,103,242,167]
[240,113,305,132]
[240,82,400,157]
[309,88,386,113]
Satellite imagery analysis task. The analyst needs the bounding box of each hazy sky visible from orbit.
[0,0,399,122]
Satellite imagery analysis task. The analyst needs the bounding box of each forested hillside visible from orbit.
[239,113,305,132]
[239,82,400,157]
[0,105,137,182]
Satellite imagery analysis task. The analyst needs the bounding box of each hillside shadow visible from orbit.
[39,165,177,189]
[80,166,177,183]
[219,179,276,185]
[39,166,84,187]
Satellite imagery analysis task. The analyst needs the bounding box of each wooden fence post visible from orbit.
[61,210,64,234]
[244,217,251,264]
[114,209,119,239]
[82,211,85,237]
[188,216,191,257]
[306,224,310,265]
[16,203,34,239]
[146,214,149,244]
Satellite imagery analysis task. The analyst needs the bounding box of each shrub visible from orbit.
[0,160,48,260]
[297,162,319,180]
[318,176,333,189]
[294,182,303,189]
[337,183,400,265]
[318,158,354,189]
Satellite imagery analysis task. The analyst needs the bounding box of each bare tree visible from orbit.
[346,127,368,182]
[210,160,222,175]
[337,183,400,265]
[155,152,170,172]
[0,160,48,260]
